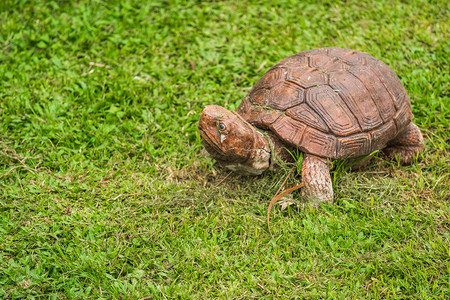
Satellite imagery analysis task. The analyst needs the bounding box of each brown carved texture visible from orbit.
[238,47,414,159]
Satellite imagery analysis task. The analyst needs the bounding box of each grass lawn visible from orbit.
[1,0,449,298]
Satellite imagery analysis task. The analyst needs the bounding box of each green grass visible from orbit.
[0,0,449,298]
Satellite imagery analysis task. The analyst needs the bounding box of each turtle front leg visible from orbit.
[301,154,333,207]
[383,122,424,165]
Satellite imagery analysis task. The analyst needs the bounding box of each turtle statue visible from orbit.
[198,47,424,206]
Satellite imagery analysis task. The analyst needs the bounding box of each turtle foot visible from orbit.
[301,154,334,207]
[383,123,424,165]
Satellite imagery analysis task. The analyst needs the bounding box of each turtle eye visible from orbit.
[219,123,226,131]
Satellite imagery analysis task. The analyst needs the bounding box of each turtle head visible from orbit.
[198,105,271,175]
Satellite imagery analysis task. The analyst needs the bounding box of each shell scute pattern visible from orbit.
[274,55,309,70]
[251,68,287,92]
[339,52,372,66]
[349,65,396,122]
[300,127,337,159]
[269,82,304,110]
[249,88,270,106]
[308,54,331,68]
[393,99,413,130]
[376,60,409,109]
[329,71,383,131]
[319,58,348,73]
[288,70,329,88]
[363,60,408,109]
[370,120,397,149]
[306,85,360,136]
[237,96,282,129]
[269,115,307,146]
[286,103,330,133]
[337,133,372,158]
[239,47,411,159]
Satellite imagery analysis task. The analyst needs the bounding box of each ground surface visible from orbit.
[0,0,449,298]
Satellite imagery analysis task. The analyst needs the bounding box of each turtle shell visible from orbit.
[236,47,413,159]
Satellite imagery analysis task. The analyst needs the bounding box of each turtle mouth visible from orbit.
[199,128,231,162]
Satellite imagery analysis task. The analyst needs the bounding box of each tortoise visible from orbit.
[198,47,424,206]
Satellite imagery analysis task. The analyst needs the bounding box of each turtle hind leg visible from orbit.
[383,122,424,165]
[301,154,333,207]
